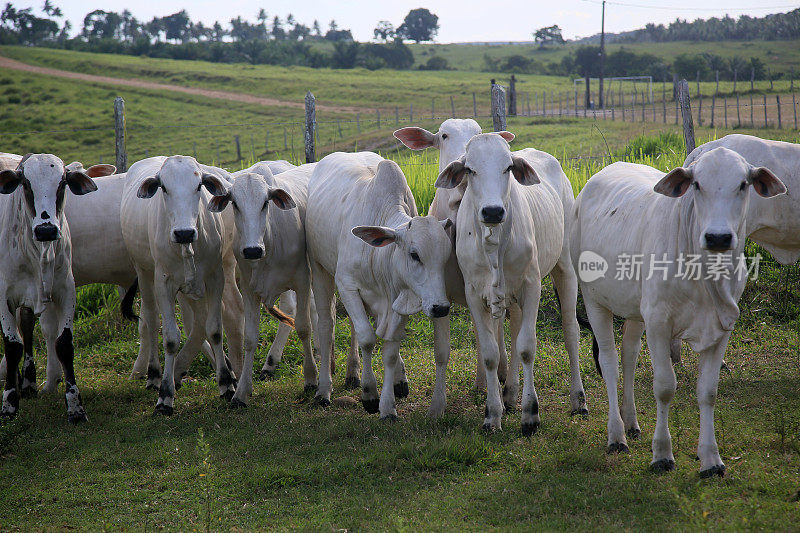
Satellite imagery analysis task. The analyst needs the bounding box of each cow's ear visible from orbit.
[394,127,437,150]
[207,192,231,212]
[65,171,98,195]
[84,164,116,177]
[654,167,693,198]
[441,218,453,232]
[510,156,539,185]
[201,173,228,197]
[749,166,786,198]
[435,158,467,189]
[0,169,23,194]
[497,131,515,142]
[137,176,161,199]
[268,187,296,210]
[352,225,397,247]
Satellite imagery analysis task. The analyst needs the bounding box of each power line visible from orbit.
[580,0,799,12]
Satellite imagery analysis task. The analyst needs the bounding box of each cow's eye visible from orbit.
[739,181,747,191]
[692,182,700,191]
[441,133,448,140]
[409,251,421,263]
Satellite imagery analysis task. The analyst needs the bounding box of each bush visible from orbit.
[418,55,450,71]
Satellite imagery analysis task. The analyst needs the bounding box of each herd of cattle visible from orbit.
[0,120,798,478]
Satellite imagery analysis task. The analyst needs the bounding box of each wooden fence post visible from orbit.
[632,91,637,122]
[750,95,754,126]
[215,140,219,163]
[736,93,741,128]
[542,90,546,115]
[283,127,287,150]
[376,108,381,130]
[621,91,626,121]
[777,95,782,129]
[113,97,127,172]
[450,95,456,118]
[710,93,716,128]
[763,94,768,127]
[559,92,563,117]
[234,135,242,161]
[491,84,507,131]
[750,68,755,92]
[410,104,413,122]
[337,119,342,138]
[698,93,703,126]
[473,92,477,117]
[696,70,700,97]
[769,69,774,91]
[724,97,728,128]
[733,68,737,93]
[304,92,315,163]
[678,80,696,155]
[715,70,719,95]
[356,112,361,134]
[794,91,798,130]
[265,130,269,152]
[508,75,517,116]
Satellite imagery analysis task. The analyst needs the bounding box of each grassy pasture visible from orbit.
[0,51,800,530]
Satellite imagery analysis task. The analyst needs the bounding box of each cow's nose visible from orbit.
[431,304,450,318]
[33,223,59,242]
[481,206,505,224]
[173,229,197,244]
[704,232,733,250]
[242,246,264,260]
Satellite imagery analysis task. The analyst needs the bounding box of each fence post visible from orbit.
[491,84,507,131]
[621,91,626,121]
[733,68,737,93]
[736,93,741,128]
[632,91,636,122]
[696,70,700,97]
[410,104,413,122]
[794,91,798,130]
[304,91,315,163]
[215,140,219,163]
[356,112,361,134]
[265,130,269,152]
[542,90,546,115]
[337,119,342,138]
[777,95,782,129]
[283,128,288,150]
[250,134,255,161]
[715,70,719,95]
[450,95,456,118]
[750,68,755,91]
[508,75,517,116]
[678,80,696,155]
[710,94,716,128]
[724,97,728,128]
[559,92,563,117]
[698,94,703,126]
[574,86,578,112]
[662,94,666,123]
[114,97,127,172]
[472,92,477,117]
[750,95,754,126]
[763,94,768,127]
[234,135,242,161]
[376,108,381,130]
[769,69,774,91]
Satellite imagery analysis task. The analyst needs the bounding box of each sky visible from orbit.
[10,0,800,42]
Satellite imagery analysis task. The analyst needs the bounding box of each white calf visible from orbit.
[571,148,785,476]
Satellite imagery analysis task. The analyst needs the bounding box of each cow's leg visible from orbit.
[497,321,508,385]
[344,316,361,389]
[205,269,236,401]
[221,256,244,376]
[172,297,217,388]
[428,315,451,417]
[551,263,587,415]
[466,289,503,431]
[230,287,260,407]
[379,338,403,420]
[337,288,379,414]
[310,261,335,407]
[133,275,162,390]
[393,352,409,400]
[154,278,180,416]
[473,323,486,390]
[294,278,318,394]
[261,291,295,379]
[696,334,730,477]
[645,320,677,472]
[621,319,645,440]
[39,303,64,394]
[18,307,38,397]
[45,289,87,424]
[502,304,522,412]
[516,281,543,436]
[585,298,626,453]
[0,302,22,419]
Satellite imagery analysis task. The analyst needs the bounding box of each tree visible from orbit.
[373,20,395,42]
[272,15,285,40]
[397,8,438,43]
[331,41,359,68]
[533,25,564,48]
[162,10,190,43]
[312,19,321,37]
[573,45,601,77]
[82,9,123,40]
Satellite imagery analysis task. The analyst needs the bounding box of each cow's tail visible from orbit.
[121,278,139,322]
[268,306,295,328]
[554,286,601,378]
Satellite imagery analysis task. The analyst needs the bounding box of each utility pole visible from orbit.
[599,0,606,109]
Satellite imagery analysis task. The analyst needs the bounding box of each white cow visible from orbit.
[0,154,97,422]
[120,155,234,415]
[436,134,570,434]
[395,120,587,416]
[571,148,785,476]
[307,152,452,418]
[208,164,318,406]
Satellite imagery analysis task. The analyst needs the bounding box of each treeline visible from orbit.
[614,9,800,43]
[486,47,776,81]
[0,3,424,69]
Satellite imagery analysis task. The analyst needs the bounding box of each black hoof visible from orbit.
[154,404,174,416]
[344,376,361,390]
[381,414,398,423]
[699,464,726,478]
[259,369,275,381]
[521,422,539,437]
[312,395,331,408]
[503,402,516,414]
[303,384,318,395]
[607,442,630,454]
[229,397,247,409]
[650,458,676,473]
[220,390,235,402]
[361,398,379,414]
[393,381,409,399]
[626,428,642,440]
[481,423,500,433]
[570,408,589,417]
[20,387,38,399]
[145,382,159,391]
[67,411,88,424]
